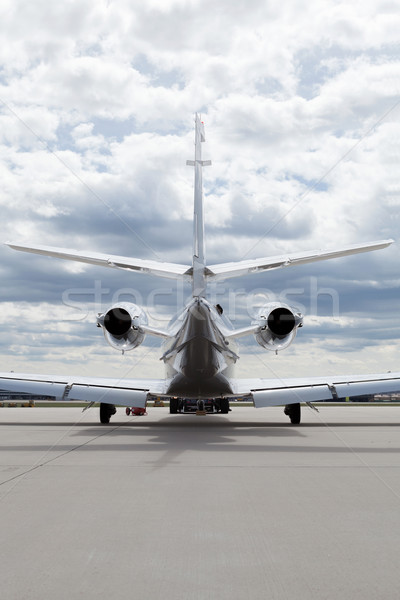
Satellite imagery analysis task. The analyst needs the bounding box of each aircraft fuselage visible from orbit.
[163,297,237,398]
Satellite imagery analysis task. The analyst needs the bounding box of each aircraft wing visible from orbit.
[5,243,191,281]
[231,372,400,407]
[0,373,169,408]
[207,239,394,281]
[2,371,400,409]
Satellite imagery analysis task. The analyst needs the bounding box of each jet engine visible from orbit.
[97,302,147,352]
[253,302,303,352]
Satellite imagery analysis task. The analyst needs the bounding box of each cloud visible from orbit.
[0,0,399,379]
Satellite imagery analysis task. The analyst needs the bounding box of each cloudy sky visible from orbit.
[0,0,399,383]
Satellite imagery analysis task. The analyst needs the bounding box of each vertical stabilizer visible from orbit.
[186,114,211,297]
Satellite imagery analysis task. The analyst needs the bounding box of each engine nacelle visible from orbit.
[253,302,303,352]
[97,302,147,352]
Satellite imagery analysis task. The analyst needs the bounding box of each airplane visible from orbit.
[1,114,400,424]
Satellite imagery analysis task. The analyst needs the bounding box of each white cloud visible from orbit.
[0,0,399,380]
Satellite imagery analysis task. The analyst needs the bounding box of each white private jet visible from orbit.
[2,114,399,424]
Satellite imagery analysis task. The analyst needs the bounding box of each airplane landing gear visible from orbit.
[284,403,301,424]
[169,397,179,414]
[100,403,116,424]
[219,398,230,414]
[196,399,207,416]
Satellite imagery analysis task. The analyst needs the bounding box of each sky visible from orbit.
[0,0,399,383]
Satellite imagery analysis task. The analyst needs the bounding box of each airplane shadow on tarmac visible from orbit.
[2,415,400,468]
[3,413,400,429]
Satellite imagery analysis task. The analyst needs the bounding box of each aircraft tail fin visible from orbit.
[186,114,211,297]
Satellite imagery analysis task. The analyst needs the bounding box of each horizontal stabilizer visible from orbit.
[6,243,191,281]
[207,239,394,281]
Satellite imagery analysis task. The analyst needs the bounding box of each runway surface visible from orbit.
[1,405,400,600]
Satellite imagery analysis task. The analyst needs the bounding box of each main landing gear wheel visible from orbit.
[169,397,179,414]
[100,403,116,424]
[284,403,301,424]
[219,398,230,414]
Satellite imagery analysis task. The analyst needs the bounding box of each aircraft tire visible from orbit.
[100,402,116,424]
[284,403,301,424]
[169,398,179,414]
[220,398,230,414]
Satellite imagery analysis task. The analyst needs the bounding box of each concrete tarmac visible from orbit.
[1,405,400,600]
